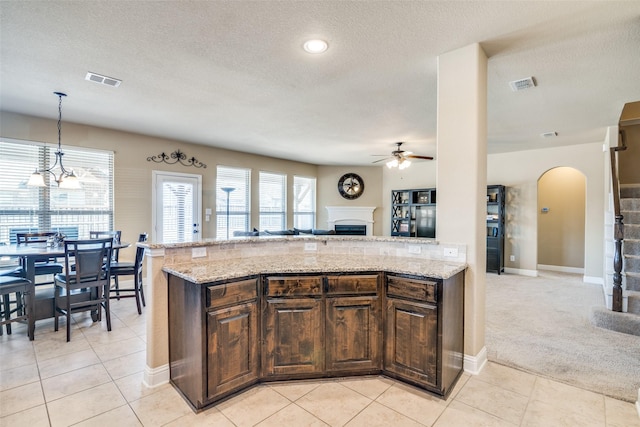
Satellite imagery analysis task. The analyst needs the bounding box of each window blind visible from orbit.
[216,166,250,238]
[0,139,114,243]
[293,176,316,230]
[259,171,286,231]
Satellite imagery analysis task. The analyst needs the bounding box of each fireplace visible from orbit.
[326,206,376,236]
[334,224,367,235]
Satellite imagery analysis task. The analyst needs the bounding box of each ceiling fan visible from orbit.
[372,142,434,169]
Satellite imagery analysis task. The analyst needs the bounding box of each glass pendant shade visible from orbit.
[27,170,46,187]
[59,172,81,189]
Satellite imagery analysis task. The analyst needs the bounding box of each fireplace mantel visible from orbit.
[326,206,376,236]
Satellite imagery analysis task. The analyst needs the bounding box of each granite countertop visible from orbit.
[164,253,466,284]
[140,234,438,249]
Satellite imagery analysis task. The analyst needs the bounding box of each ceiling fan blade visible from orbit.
[372,157,391,164]
[405,154,434,160]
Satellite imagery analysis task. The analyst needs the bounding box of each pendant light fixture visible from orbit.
[27,92,81,189]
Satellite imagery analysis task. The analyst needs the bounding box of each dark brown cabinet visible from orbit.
[169,275,260,409]
[325,274,381,374]
[262,275,324,377]
[169,269,464,410]
[262,296,324,377]
[384,273,464,397]
[207,300,259,400]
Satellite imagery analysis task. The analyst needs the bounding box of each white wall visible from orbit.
[380,142,606,279]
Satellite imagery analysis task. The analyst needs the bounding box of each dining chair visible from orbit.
[89,230,122,261]
[0,275,34,340]
[16,232,64,284]
[109,233,147,314]
[54,238,113,342]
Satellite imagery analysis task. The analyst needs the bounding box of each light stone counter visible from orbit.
[164,253,465,284]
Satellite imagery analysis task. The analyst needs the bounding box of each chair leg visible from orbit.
[134,275,142,315]
[139,273,146,307]
[25,289,34,341]
[66,286,71,342]
[0,294,7,336]
[54,285,59,332]
[114,276,120,300]
[104,285,111,332]
[2,294,11,335]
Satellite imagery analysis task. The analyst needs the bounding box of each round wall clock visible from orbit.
[338,173,364,200]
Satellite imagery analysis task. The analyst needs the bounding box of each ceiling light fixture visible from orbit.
[28,92,81,189]
[386,157,411,170]
[303,39,328,54]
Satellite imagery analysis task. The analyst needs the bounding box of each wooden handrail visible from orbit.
[609,128,627,312]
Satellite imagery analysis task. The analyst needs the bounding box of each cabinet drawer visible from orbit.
[265,276,322,297]
[326,274,378,295]
[386,275,437,303]
[207,278,258,309]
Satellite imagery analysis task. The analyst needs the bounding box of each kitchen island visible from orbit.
[141,235,466,411]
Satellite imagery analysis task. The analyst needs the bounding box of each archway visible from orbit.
[537,167,586,272]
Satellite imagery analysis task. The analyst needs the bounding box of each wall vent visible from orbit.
[509,77,536,92]
[541,131,558,138]
[85,72,121,87]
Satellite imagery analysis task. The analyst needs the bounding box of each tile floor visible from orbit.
[1,287,639,427]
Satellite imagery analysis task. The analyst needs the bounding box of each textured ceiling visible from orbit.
[1,1,639,165]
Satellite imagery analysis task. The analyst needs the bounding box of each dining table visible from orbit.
[0,240,130,337]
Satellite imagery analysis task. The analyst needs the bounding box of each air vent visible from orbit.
[509,77,536,92]
[85,72,121,87]
[541,131,558,138]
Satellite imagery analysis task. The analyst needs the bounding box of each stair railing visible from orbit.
[610,128,627,312]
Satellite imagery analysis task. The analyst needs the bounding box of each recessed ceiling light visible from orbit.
[303,39,328,54]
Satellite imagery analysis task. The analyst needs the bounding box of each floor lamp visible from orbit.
[221,187,235,240]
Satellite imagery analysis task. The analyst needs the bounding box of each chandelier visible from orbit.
[27,92,81,189]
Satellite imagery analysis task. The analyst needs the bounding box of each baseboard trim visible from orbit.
[584,276,604,285]
[503,267,538,277]
[538,264,585,274]
[143,364,170,388]
[463,346,487,375]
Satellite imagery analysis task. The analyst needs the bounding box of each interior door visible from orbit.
[153,171,202,243]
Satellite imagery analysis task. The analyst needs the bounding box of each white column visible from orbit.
[143,247,170,387]
[436,43,488,372]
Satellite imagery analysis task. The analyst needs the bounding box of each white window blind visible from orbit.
[0,139,114,243]
[162,181,194,243]
[293,176,316,230]
[259,171,286,231]
[216,166,250,239]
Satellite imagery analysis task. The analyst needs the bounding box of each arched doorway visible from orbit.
[537,167,586,272]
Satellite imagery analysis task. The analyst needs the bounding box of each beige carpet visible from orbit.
[485,270,640,402]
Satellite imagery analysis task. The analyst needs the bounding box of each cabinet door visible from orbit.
[326,296,381,373]
[262,297,324,377]
[207,301,259,400]
[384,298,438,387]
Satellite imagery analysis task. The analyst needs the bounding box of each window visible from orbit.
[216,166,250,239]
[0,139,114,244]
[293,176,316,230]
[259,171,286,231]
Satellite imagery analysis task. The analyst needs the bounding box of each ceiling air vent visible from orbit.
[509,77,536,92]
[85,72,121,87]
